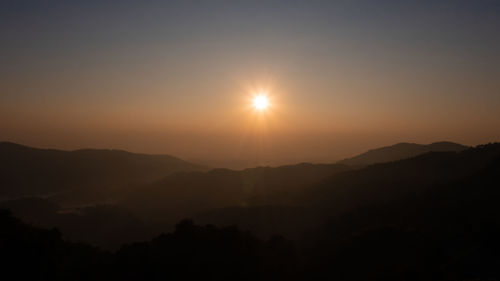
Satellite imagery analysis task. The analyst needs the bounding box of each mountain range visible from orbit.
[1,140,469,206]
[0,142,206,204]
[0,140,490,248]
[338,141,468,166]
[2,141,500,280]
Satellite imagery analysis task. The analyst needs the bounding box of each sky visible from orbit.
[1,0,500,168]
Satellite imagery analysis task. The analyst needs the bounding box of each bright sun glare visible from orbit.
[253,94,269,111]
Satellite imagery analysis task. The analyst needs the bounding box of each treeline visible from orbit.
[3,196,500,281]
[0,210,296,281]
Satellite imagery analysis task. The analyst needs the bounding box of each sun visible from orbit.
[253,94,269,111]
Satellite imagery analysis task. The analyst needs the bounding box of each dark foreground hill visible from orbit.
[0,197,166,250]
[338,141,468,166]
[0,142,206,204]
[0,209,296,281]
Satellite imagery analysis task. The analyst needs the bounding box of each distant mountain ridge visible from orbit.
[0,140,468,208]
[0,142,206,204]
[338,141,468,166]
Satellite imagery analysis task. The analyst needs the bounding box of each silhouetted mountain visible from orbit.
[2,143,500,280]
[0,142,206,205]
[0,162,350,248]
[302,143,500,280]
[307,144,500,215]
[187,144,500,242]
[121,163,350,223]
[338,141,468,166]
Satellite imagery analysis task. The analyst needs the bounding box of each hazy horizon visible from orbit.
[0,138,474,169]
